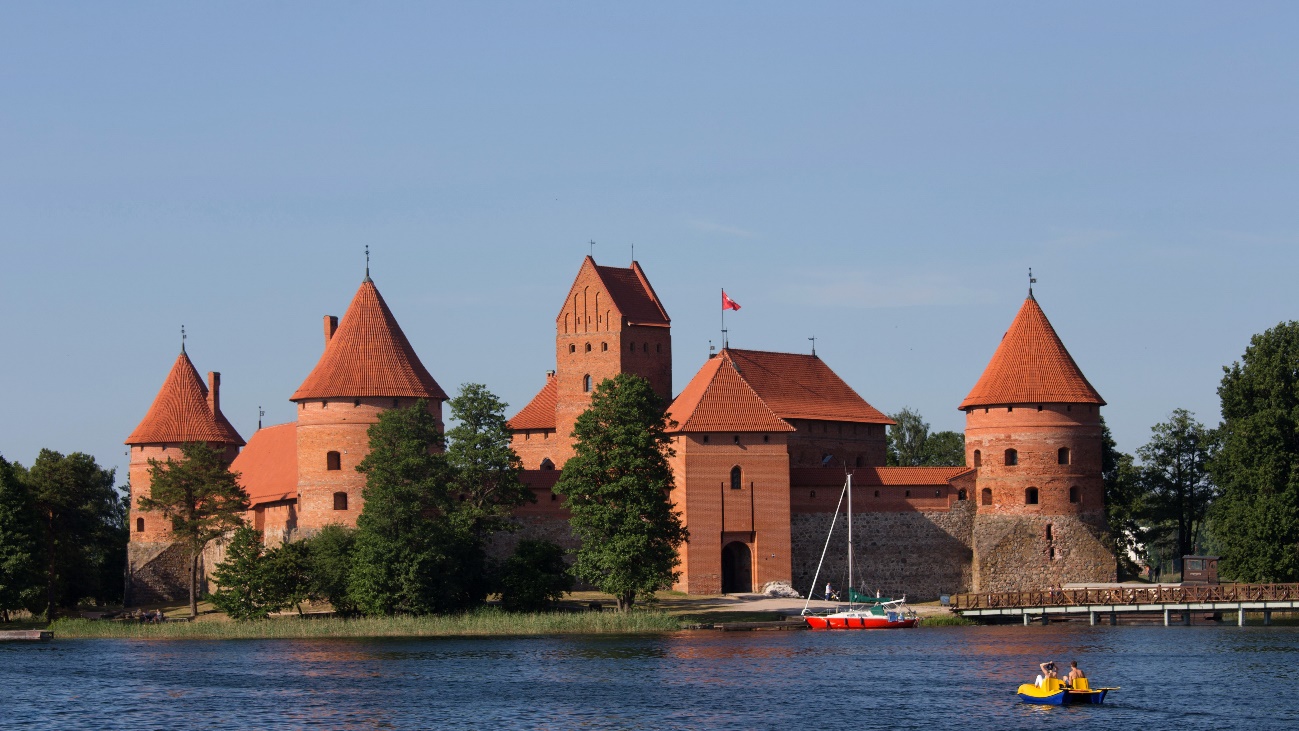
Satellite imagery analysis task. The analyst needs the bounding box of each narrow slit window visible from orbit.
[1069,486,1080,504]
[981,488,992,506]
[136,517,145,533]
[730,466,742,490]
[583,374,592,392]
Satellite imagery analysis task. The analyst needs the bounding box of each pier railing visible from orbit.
[950,583,1299,610]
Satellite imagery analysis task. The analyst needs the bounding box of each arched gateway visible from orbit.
[721,541,753,594]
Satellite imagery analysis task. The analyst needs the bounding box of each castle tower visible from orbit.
[510,256,672,468]
[960,292,1116,591]
[290,275,446,533]
[124,348,244,602]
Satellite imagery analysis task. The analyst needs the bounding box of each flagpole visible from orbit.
[721,288,724,349]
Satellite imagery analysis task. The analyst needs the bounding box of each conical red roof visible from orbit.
[292,279,446,401]
[126,352,245,446]
[667,352,794,433]
[959,296,1104,409]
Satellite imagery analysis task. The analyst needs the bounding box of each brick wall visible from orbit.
[971,513,1116,591]
[784,420,888,468]
[512,428,559,470]
[294,397,443,532]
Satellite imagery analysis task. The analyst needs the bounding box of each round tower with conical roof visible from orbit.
[290,276,447,533]
[124,348,245,603]
[960,292,1116,592]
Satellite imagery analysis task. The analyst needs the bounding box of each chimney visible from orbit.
[207,372,221,415]
[324,315,338,344]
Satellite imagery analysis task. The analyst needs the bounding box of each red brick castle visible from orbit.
[125,257,1116,603]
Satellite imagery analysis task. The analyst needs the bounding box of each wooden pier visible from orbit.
[951,583,1299,626]
[0,630,53,641]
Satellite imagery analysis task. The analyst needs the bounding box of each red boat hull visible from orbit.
[804,616,918,630]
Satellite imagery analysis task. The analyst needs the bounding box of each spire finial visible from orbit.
[631,242,634,262]
[808,335,817,357]
[1028,267,1037,299]
[365,245,371,282]
[258,405,264,430]
[589,239,595,258]
[181,325,186,354]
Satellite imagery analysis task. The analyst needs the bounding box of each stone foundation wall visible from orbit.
[971,513,1115,592]
[790,500,975,602]
[127,541,193,605]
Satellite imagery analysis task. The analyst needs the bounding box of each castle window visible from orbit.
[730,466,742,490]
[585,343,592,352]
[1058,447,1071,465]
[1037,404,1043,411]
[733,435,740,445]
[550,492,557,501]
[763,435,770,443]
[1004,449,1018,466]
[905,490,911,497]
[855,456,863,468]
[392,399,400,408]
[583,374,592,392]
[136,517,144,533]
[1067,405,1073,412]
[981,488,992,506]
[354,398,361,407]
[1069,486,1079,503]
[629,343,635,352]
[602,342,608,351]
[935,489,941,497]
[973,450,982,467]
[703,435,710,443]
[874,490,880,498]
[642,343,648,353]
[1025,487,1039,505]
[1045,524,1054,541]
[656,343,661,353]
[326,451,341,471]
[570,344,576,353]
[958,489,967,501]
[1049,546,1056,560]
[540,458,555,471]
[810,491,816,499]
[333,492,348,510]
[321,401,327,409]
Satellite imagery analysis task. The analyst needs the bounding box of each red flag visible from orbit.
[722,290,741,311]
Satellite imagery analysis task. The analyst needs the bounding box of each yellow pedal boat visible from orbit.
[1016,677,1118,705]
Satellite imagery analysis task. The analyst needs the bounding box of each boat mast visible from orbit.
[847,472,853,601]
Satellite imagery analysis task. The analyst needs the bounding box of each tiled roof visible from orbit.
[724,348,894,425]
[592,258,671,326]
[291,279,447,401]
[231,423,297,505]
[959,296,1105,409]
[126,352,245,446]
[791,466,972,488]
[667,353,794,433]
[508,373,558,431]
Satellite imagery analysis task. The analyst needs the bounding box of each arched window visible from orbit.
[585,343,592,352]
[354,398,361,407]
[656,343,661,353]
[1058,447,1071,465]
[1025,487,1039,505]
[958,489,967,501]
[1045,524,1054,541]
[629,342,635,352]
[973,450,982,467]
[333,492,348,510]
[136,517,144,533]
[855,455,863,468]
[874,490,880,498]
[730,466,742,490]
[326,451,341,471]
[1069,486,1080,504]
[583,374,592,392]
[540,458,555,471]
[733,435,740,444]
[1004,448,1018,466]
[602,342,608,351]
[569,344,576,353]
[981,488,992,506]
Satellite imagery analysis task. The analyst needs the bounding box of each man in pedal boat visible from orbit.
[1065,661,1085,687]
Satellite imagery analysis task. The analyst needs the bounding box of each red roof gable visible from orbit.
[557,257,670,328]
[231,422,297,505]
[724,348,893,425]
[959,296,1104,409]
[507,373,558,431]
[292,279,447,402]
[791,466,972,487]
[667,353,794,433]
[126,352,245,446]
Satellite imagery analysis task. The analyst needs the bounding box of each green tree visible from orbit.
[886,408,929,466]
[1101,418,1148,578]
[263,539,311,617]
[349,399,486,615]
[497,539,574,612]
[1211,322,1299,582]
[553,373,687,612]
[210,526,273,620]
[138,442,249,618]
[23,450,124,617]
[1139,409,1217,562]
[445,383,533,536]
[886,408,965,466]
[0,456,41,621]
[303,524,357,616]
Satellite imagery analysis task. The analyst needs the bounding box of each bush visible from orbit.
[303,524,357,616]
[498,540,573,612]
[210,527,273,620]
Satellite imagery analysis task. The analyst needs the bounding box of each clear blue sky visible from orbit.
[3,3,1297,483]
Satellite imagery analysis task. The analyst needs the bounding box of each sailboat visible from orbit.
[801,473,919,629]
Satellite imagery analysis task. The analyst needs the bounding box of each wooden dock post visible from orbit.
[1264,611,1272,626]
[1163,608,1170,626]
[1089,611,1096,626]
[1238,608,1246,626]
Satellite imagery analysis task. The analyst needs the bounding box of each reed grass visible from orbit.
[919,613,976,627]
[51,608,683,640]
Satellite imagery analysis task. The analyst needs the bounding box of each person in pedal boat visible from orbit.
[1065,661,1085,687]
[1035,662,1059,688]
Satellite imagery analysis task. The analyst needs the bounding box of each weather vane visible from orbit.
[589,239,596,257]
[258,405,265,430]
[1029,267,1037,297]
[365,244,371,281]
[808,336,817,357]
[181,325,186,353]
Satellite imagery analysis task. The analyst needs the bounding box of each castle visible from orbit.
[124,256,1116,604]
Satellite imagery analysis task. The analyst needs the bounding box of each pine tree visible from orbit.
[138,442,249,618]
[0,456,41,621]
[554,373,687,612]
[210,527,272,620]
[303,524,357,616]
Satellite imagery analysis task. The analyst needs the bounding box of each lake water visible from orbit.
[4,624,1298,730]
